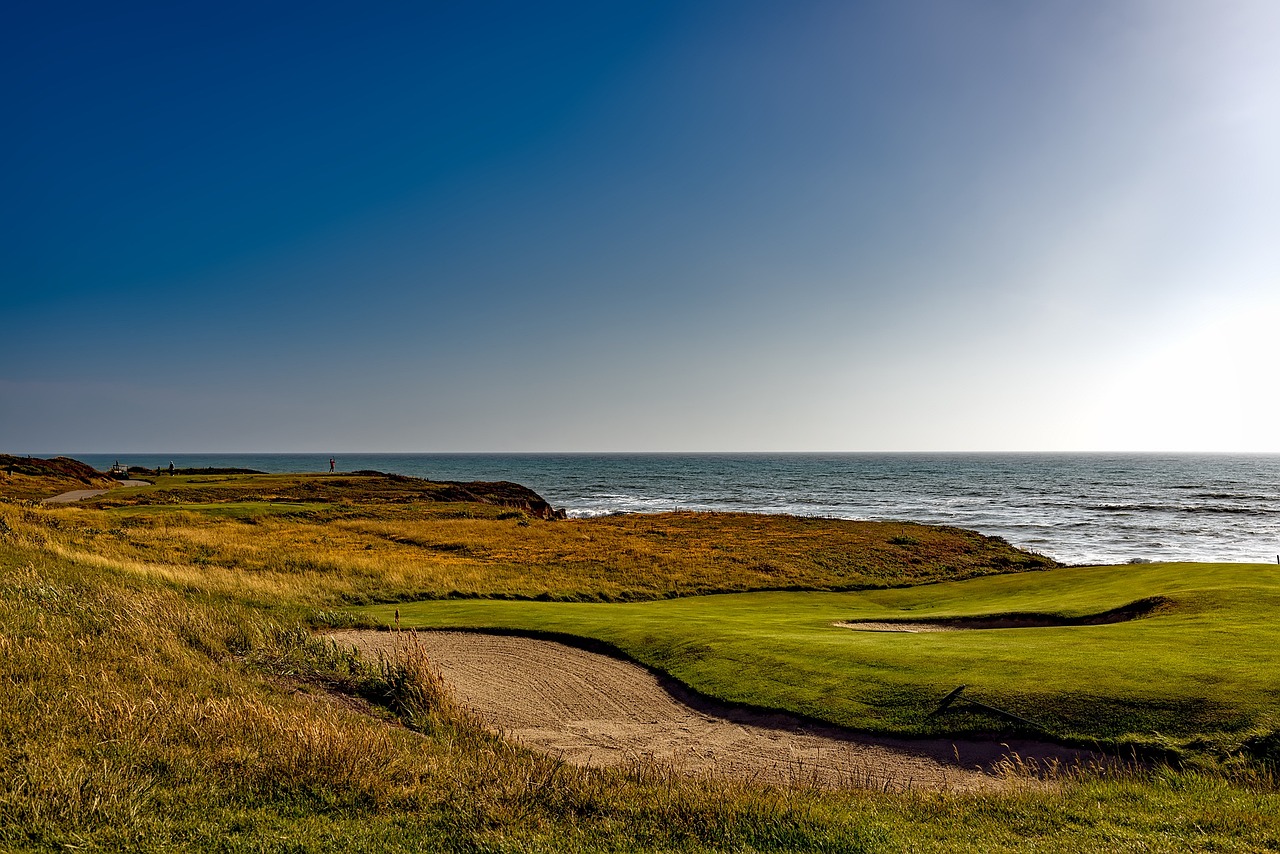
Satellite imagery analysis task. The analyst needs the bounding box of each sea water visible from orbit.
[70,453,1280,566]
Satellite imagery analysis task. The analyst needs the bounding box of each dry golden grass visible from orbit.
[0,483,1054,609]
[2,494,1278,851]
[0,471,114,502]
[0,454,116,500]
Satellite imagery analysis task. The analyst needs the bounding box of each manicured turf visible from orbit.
[360,562,1280,750]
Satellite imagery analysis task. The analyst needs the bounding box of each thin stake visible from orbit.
[930,684,969,716]
[930,684,1047,731]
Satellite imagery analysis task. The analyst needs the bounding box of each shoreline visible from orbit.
[53,452,1280,566]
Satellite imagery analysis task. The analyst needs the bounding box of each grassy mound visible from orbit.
[0,454,101,480]
[0,454,113,501]
[0,471,1056,605]
[90,471,566,519]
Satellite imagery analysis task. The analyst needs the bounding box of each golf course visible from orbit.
[2,460,1278,851]
[357,561,1280,753]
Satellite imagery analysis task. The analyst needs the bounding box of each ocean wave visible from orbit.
[1089,503,1272,516]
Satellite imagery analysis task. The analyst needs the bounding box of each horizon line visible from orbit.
[22,449,1280,457]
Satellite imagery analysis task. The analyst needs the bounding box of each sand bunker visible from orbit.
[836,597,1171,633]
[40,480,149,504]
[328,629,1100,792]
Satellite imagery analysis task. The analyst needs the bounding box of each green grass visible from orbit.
[2,536,1277,851]
[4,473,1280,851]
[361,562,1280,758]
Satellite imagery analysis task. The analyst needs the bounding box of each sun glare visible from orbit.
[1088,295,1280,451]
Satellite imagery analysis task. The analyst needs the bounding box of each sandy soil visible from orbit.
[41,480,148,503]
[41,488,112,504]
[329,629,1100,792]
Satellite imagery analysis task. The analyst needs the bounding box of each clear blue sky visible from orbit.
[3,1,1277,452]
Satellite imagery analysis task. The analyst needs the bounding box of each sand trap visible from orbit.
[836,597,1172,633]
[41,480,149,504]
[41,488,113,504]
[328,629,1100,792]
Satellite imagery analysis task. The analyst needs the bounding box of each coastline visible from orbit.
[48,452,1280,565]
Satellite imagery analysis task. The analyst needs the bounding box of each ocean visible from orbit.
[70,453,1280,566]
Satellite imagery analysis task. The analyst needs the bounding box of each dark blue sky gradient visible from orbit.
[7,3,671,299]
[4,1,1278,451]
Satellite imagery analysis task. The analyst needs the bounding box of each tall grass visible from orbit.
[2,502,1278,850]
[0,496,1052,608]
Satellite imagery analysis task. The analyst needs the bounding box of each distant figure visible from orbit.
[329,457,336,473]
[168,461,174,475]
[155,466,161,477]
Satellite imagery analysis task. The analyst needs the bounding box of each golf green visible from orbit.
[357,562,1280,747]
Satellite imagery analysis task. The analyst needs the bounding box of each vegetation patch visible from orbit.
[1,464,1277,850]
[90,471,566,519]
[0,454,114,500]
[2,473,1056,606]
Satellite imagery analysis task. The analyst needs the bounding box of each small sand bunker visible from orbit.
[836,596,1172,633]
[328,629,1100,792]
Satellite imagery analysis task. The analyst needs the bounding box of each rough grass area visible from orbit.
[0,472,1055,606]
[0,454,114,501]
[1,535,1277,852]
[90,471,564,518]
[2,471,1278,851]
[367,563,1280,762]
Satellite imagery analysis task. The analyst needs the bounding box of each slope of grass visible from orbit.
[2,536,1277,852]
[3,472,1279,850]
[1,472,1055,606]
[90,471,564,517]
[0,454,114,500]
[363,563,1280,759]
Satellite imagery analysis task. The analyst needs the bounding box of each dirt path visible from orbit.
[329,629,1099,792]
[41,480,148,503]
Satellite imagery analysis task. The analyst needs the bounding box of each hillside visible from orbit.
[0,454,115,501]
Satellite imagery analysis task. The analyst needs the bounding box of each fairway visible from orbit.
[359,562,1280,752]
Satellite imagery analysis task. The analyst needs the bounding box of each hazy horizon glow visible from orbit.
[4,1,1278,453]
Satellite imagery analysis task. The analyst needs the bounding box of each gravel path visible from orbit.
[330,629,1099,791]
[41,480,148,503]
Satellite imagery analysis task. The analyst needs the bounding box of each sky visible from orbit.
[3,0,1278,453]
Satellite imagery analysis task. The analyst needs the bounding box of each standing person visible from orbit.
[329,457,336,473]
[168,461,174,475]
